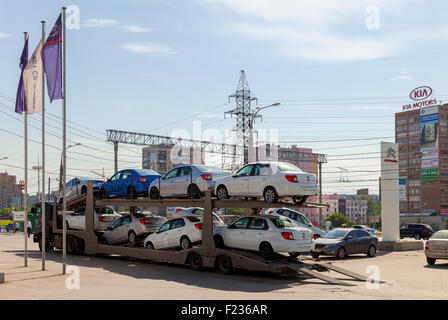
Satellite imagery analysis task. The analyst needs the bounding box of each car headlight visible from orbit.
[324,243,339,248]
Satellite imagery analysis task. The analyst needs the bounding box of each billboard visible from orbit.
[420,106,439,182]
[399,178,407,201]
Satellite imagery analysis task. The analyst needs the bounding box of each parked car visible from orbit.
[311,228,378,259]
[99,169,160,199]
[425,230,448,265]
[58,177,103,204]
[265,208,326,239]
[144,215,226,250]
[352,225,376,235]
[148,165,230,199]
[400,223,433,240]
[215,162,318,204]
[101,212,167,245]
[65,206,122,231]
[214,215,313,259]
[5,223,15,232]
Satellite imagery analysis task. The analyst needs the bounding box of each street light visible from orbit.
[248,103,281,163]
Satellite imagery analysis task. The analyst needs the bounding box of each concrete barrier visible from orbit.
[379,239,424,251]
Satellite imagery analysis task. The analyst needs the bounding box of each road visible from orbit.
[0,234,447,299]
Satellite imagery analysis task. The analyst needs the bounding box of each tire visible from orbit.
[214,235,225,249]
[189,253,202,271]
[149,187,160,200]
[293,196,308,205]
[145,241,155,250]
[336,247,347,259]
[288,252,300,258]
[311,253,320,259]
[128,231,137,245]
[99,189,107,200]
[216,255,233,274]
[263,187,278,204]
[414,233,422,240]
[180,236,192,250]
[367,245,377,257]
[81,186,87,195]
[127,187,137,199]
[259,242,275,260]
[216,185,229,200]
[188,184,201,199]
[427,257,436,265]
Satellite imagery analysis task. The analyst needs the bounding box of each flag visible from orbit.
[42,13,62,102]
[23,40,44,114]
[15,38,28,114]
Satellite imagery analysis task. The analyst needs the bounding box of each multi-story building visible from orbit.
[321,194,339,221]
[338,198,368,224]
[142,146,205,174]
[395,104,448,220]
[357,188,369,196]
[0,172,22,209]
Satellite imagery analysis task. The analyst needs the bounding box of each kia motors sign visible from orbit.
[402,86,437,111]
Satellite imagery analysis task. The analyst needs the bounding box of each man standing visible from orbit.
[27,220,32,238]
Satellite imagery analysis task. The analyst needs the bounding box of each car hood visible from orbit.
[314,238,344,245]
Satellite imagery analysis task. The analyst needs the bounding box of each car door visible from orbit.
[173,166,192,196]
[161,168,179,196]
[154,222,171,249]
[356,230,371,253]
[344,230,360,254]
[166,218,186,248]
[228,165,255,195]
[246,163,271,196]
[225,217,250,248]
[106,217,125,244]
[116,170,132,197]
[73,207,86,230]
[244,217,268,251]
[107,172,122,197]
[113,215,133,244]
[65,179,75,201]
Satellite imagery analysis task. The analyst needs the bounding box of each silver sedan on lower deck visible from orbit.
[425,230,448,265]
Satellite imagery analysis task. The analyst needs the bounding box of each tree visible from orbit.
[324,212,351,228]
[358,195,376,216]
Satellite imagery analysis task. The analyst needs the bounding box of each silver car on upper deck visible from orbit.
[58,177,103,204]
[148,165,230,199]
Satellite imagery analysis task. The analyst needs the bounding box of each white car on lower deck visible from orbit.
[214,215,314,259]
[215,162,318,204]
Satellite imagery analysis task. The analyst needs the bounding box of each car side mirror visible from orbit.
[232,174,238,178]
[345,236,352,240]
[107,178,111,182]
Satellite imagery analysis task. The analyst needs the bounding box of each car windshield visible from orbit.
[324,229,349,239]
[431,230,448,239]
[134,169,159,176]
[186,216,202,223]
[277,162,302,172]
[271,217,295,228]
[195,165,227,173]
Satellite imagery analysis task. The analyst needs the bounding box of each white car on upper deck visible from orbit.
[214,162,319,204]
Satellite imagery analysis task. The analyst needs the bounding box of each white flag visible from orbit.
[23,40,43,114]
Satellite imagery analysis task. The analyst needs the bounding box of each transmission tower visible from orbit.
[224,70,258,171]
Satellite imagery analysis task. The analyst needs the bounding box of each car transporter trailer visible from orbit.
[39,185,374,287]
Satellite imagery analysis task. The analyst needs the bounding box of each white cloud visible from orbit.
[390,69,412,81]
[0,32,13,38]
[123,25,151,33]
[83,18,119,28]
[122,43,177,56]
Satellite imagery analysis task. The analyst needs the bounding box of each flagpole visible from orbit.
[23,31,28,268]
[41,20,46,271]
[62,7,67,275]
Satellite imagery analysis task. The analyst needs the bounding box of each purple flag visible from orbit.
[42,13,63,102]
[15,38,28,114]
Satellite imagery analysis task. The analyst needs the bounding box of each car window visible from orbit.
[112,218,122,229]
[248,218,268,230]
[74,207,85,214]
[170,219,185,229]
[164,168,179,179]
[347,231,358,239]
[186,216,202,223]
[324,229,348,239]
[277,162,302,172]
[121,216,132,226]
[253,163,271,176]
[296,213,312,226]
[356,230,369,237]
[121,171,132,180]
[193,208,204,215]
[158,222,170,233]
[271,217,295,228]
[110,172,121,182]
[178,166,192,177]
[235,165,253,177]
[232,217,250,229]
[281,210,294,219]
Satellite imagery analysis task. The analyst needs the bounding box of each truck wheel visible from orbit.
[189,253,202,271]
[259,242,274,259]
[216,255,233,274]
[38,234,42,252]
[263,187,278,204]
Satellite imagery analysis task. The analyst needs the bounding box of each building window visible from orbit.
[397,119,407,125]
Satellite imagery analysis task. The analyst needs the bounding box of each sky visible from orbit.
[1,0,448,196]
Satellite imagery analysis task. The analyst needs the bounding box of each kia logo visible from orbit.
[410,86,432,101]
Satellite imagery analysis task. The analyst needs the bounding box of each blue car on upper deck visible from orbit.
[98,169,160,199]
